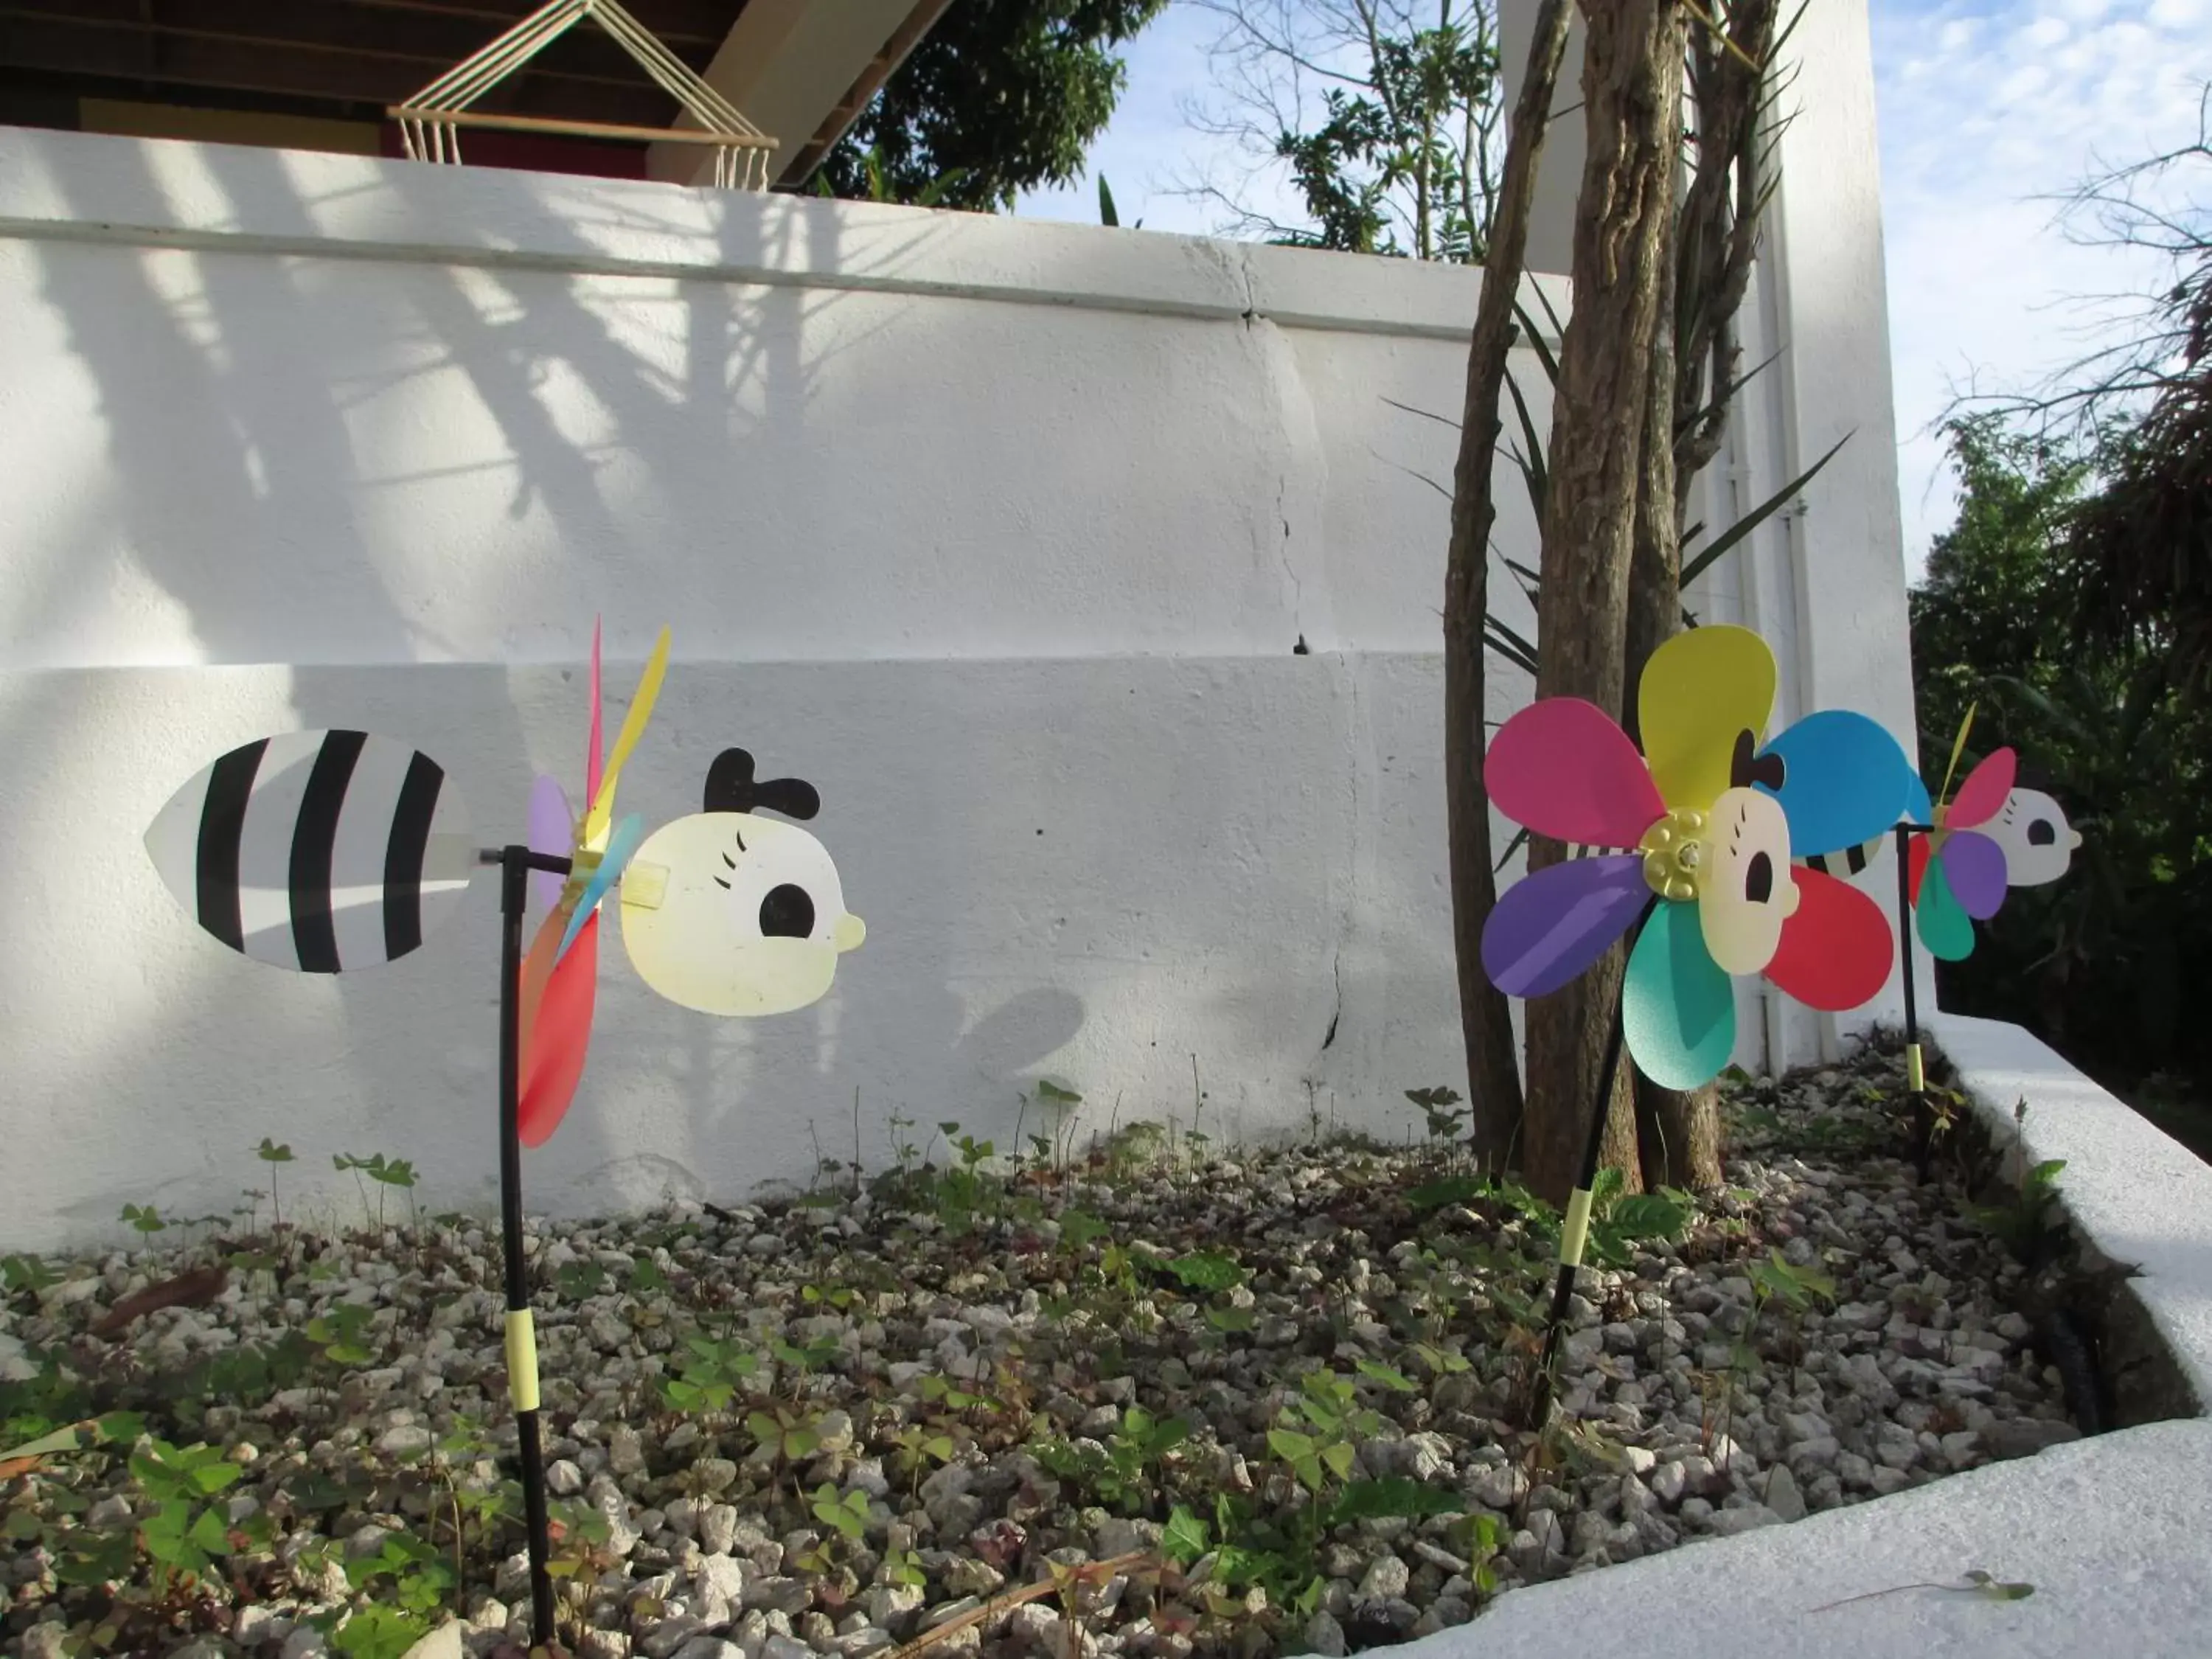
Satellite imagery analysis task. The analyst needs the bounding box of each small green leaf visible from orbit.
[1162,1505,1208,1562]
[1165,1251,1245,1292]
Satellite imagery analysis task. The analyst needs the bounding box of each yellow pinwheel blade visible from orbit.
[1934,702,1977,827]
[582,625,670,849]
[1636,625,1778,813]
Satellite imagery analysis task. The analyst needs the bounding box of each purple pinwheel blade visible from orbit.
[1482,855,1649,998]
[1942,828,2009,919]
[527,774,574,916]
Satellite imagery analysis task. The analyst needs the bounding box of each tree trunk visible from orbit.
[1521,0,1687,1207]
[1624,100,1726,1194]
[1444,0,1576,1169]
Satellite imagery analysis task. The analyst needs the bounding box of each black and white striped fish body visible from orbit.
[145,731,476,973]
[1795,835,1892,881]
[1565,837,1896,881]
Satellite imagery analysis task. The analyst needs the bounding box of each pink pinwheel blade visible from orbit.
[526,774,574,915]
[585,617,605,805]
[1481,855,1650,998]
[1947,747,2017,830]
[1941,829,2009,919]
[1485,699,1666,849]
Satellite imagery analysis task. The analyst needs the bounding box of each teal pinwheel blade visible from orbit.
[555,812,646,963]
[1915,852,1977,961]
[1624,900,1737,1090]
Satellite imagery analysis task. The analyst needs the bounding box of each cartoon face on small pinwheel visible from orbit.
[515,622,670,1147]
[1480,625,1913,1089]
[619,748,865,1018]
[1896,748,2082,963]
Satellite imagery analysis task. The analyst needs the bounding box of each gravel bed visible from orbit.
[1,1046,2083,1659]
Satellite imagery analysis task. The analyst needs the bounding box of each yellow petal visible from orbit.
[582,625,671,847]
[1637,625,1778,813]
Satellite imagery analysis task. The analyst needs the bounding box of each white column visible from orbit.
[1495,0,1587,280]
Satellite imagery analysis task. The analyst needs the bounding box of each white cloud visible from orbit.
[1873,0,2209,577]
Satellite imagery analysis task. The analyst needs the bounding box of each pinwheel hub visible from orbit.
[1639,808,1708,904]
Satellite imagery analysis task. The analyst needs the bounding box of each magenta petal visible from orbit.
[1947,747,2017,831]
[1941,830,2008,919]
[527,774,574,915]
[1482,855,1650,998]
[1485,698,1665,847]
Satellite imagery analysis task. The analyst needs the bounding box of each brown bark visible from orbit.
[1624,80,1725,1194]
[1520,0,1687,1208]
[1444,0,1576,1169]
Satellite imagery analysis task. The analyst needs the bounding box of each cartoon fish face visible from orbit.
[1986,787,2081,888]
[1697,785,1802,975]
[621,810,863,1017]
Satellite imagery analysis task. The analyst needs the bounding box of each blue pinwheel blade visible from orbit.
[1904,771,1933,828]
[1756,710,1915,858]
[1624,900,1737,1090]
[555,813,646,964]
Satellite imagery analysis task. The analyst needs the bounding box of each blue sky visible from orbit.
[1012,0,2212,582]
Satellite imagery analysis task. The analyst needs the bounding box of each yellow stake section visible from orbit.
[1907,1044,1925,1093]
[1560,1187,1594,1269]
[505,1310,540,1412]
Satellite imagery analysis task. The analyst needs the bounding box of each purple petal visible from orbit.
[1483,855,1649,998]
[528,774,574,914]
[1942,830,2008,919]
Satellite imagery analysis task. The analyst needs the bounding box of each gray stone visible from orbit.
[1983,1417,2083,1461]
[398,1627,466,1659]
[745,1576,815,1616]
[1762,1465,1806,1523]
[1302,1612,1348,1658]
[547,1458,586,1496]
[1354,1553,1409,1601]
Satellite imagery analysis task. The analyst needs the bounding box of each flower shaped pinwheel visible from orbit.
[515,620,670,1146]
[1895,723,2081,962]
[1481,625,1913,1088]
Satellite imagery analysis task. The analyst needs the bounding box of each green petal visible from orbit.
[1624,900,1737,1089]
[1916,855,1977,961]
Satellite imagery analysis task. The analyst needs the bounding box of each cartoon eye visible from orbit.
[2028,819,2056,846]
[760,884,815,939]
[1745,851,1773,905]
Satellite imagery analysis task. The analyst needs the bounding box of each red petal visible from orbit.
[1947,747,2017,830]
[1906,832,1930,905]
[1765,867,1896,1012]
[519,914,597,1147]
[1484,698,1665,847]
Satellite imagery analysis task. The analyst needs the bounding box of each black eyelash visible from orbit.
[722,852,736,869]
[712,876,729,889]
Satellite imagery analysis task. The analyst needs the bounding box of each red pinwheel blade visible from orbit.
[1764,866,1892,1012]
[1485,698,1665,849]
[1947,747,2017,831]
[520,911,598,1148]
[1906,832,1931,905]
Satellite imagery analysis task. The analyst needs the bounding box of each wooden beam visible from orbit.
[0,17,681,125]
[777,0,956,187]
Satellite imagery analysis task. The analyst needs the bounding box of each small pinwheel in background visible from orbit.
[516,621,669,1146]
[1482,625,1913,1089]
[1896,709,2081,961]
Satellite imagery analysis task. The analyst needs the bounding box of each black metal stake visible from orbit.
[1529,899,1656,1427]
[487,844,571,1651]
[1896,821,1932,1180]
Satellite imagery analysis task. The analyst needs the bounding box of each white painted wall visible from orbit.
[0,122,1908,1251]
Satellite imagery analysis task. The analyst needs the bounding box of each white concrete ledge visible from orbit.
[0,128,1568,343]
[1414,1418,2212,1659]
[1927,1012,2212,1412]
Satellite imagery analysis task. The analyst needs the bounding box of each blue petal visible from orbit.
[1903,771,1933,827]
[1756,711,1916,858]
[556,813,646,963]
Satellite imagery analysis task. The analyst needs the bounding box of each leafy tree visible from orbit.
[1911,415,2212,1118]
[813,0,1169,211]
[1185,1,1502,260]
